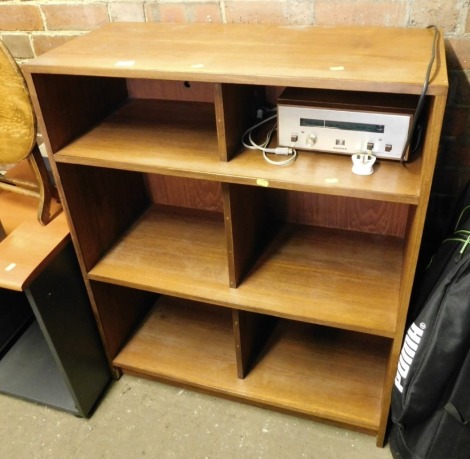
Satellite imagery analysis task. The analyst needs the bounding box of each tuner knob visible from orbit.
[306,134,317,148]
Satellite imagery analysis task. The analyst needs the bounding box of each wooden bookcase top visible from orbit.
[25,23,448,95]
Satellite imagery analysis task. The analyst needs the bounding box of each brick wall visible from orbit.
[1,0,470,246]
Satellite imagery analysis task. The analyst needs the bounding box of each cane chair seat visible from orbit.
[0,41,36,164]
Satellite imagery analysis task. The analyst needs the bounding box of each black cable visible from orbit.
[400,25,439,163]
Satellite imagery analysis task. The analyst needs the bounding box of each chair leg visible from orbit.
[28,147,60,225]
[0,219,6,241]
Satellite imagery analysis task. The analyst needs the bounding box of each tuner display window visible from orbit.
[300,118,324,127]
[300,118,385,133]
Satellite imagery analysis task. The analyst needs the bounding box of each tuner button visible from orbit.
[306,134,317,148]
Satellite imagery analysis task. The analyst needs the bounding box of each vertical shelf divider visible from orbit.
[232,309,277,379]
[223,183,278,288]
[215,83,262,161]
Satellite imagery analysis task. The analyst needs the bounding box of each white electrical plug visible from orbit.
[351,153,376,175]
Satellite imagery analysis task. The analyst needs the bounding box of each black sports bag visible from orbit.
[390,182,470,459]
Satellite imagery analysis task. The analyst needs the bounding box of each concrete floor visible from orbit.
[0,375,393,458]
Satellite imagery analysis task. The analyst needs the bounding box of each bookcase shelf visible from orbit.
[54,97,423,204]
[89,205,400,337]
[24,22,448,447]
[89,206,229,297]
[56,98,219,168]
[115,296,390,433]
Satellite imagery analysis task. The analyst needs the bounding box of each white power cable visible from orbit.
[241,112,297,166]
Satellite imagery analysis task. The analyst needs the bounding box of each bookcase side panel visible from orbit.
[375,94,448,447]
[57,164,150,272]
[90,282,156,361]
[28,74,128,155]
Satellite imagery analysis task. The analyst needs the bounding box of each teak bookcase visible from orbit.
[24,23,448,446]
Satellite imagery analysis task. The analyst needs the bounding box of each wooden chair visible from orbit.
[0,40,58,225]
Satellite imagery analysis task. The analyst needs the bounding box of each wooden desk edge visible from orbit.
[0,213,70,291]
